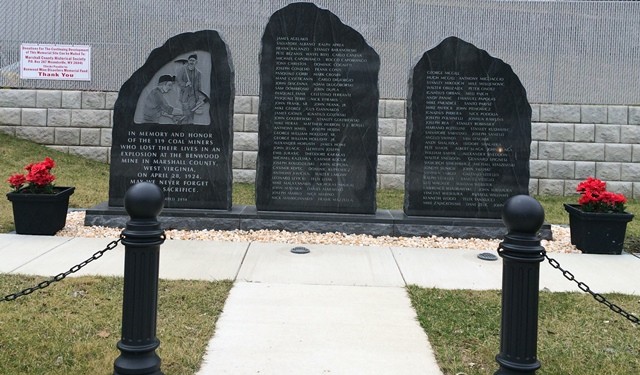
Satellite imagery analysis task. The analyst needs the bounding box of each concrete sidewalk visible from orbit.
[2,233,640,374]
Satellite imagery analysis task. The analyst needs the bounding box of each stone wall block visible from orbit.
[594,124,620,143]
[608,106,628,124]
[528,179,539,195]
[380,136,404,155]
[564,143,604,161]
[530,141,538,159]
[580,105,607,123]
[232,151,243,169]
[0,108,21,125]
[377,101,385,118]
[105,92,118,109]
[540,104,580,122]
[61,91,82,109]
[530,104,540,122]
[575,161,596,179]
[55,128,80,145]
[80,128,101,145]
[68,146,109,163]
[538,179,564,195]
[574,123,594,142]
[380,174,404,189]
[21,108,47,126]
[629,106,640,125]
[81,92,106,109]
[606,181,632,197]
[548,161,575,179]
[234,96,252,113]
[0,126,16,135]
[233,114,244,131]
[633,183,640,200]
[36,90,62,108]
[385,100,405,119]
[621,125,640,144]
[395,119,406,137]
[233,132,258,151]
[395,156,405,174]
[15,127,54,144]
[244,114,258,132]
[531,122,547,140]
[71,109,111,127]
[242,151,258,169]
[595,162,621,180]
[377,155,396,173]
[547,123,574,141]
[604,144,632,162]
[100,128,112,146]
[47,109,72,127]
[0,89,36,107]
[529,160,548,178]
[537,141,563,160]
[563,180,580,196]
[621,163,640,181]
[378,119,396,136]
[233,169,256,184]
[633,145,640,162]
[251,97,259,114]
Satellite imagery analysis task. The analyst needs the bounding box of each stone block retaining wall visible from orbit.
[2,89,639,198]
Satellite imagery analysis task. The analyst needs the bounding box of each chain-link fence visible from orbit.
[1,0,639,104]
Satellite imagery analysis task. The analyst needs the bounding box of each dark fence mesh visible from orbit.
[1,0,638,104]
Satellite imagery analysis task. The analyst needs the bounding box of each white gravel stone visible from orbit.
[57,212,579,253]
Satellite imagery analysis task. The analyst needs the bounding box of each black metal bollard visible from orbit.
[495,195,545,375]
[114,183,165,375]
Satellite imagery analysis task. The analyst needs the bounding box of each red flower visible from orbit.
[42,157,55,170]
[7,157,58,194]
[7,174,26,190]
[576,177,627,213]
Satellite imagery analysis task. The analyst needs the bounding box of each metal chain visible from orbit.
[1,237,121,302]
[544,252,640,325]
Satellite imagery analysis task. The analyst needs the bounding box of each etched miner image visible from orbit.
[134,51,211,126]
[405,36,531,219]
[110,31,234,210]
[256,2,380,214]
[175,54,208,124]
[141,74,182,124]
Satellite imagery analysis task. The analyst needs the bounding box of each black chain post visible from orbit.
[495,195,546,375]
[113,182,166,375]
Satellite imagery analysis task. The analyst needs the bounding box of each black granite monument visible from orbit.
[256,2,380,214]
[405,37,531,219]
[109,30,234,209]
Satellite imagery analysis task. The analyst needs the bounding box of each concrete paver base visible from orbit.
[197,282,442,375]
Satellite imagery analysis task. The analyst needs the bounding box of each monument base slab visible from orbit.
[84,202,552,240]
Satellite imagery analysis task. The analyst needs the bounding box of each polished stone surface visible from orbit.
[256,2,380,214]
[109,30,234,209]
[405,36,531,218]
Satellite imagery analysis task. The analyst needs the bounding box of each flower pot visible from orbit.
[6,186,75,235]
[564,204,634,254]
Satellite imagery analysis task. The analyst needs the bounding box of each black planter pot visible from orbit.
[564,203,634,254]
[6,186,75,235]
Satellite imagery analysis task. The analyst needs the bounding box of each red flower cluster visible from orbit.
[7,157,57,194]
[576,177,627,213]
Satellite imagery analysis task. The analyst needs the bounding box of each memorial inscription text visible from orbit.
[270,36,366,204]
[422,71,512,210]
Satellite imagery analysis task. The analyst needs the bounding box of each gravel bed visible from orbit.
[57,211,580,253]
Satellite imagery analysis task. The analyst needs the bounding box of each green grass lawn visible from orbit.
[0,275,232,375]
[409,287,640,375]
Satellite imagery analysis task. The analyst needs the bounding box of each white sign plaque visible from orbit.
[20,43,91,81]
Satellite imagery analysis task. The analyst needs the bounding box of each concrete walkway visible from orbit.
[2,233,640,374]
